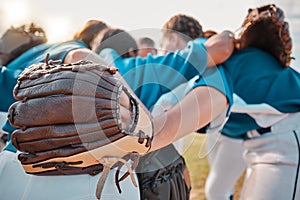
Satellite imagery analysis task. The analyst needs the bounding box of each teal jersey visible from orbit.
[100,38,208,109]
[221,47,300,138]
[1,40,87,152]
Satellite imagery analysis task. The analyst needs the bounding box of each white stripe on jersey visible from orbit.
[232,94,289,127]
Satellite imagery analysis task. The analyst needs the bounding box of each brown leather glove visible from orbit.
[8,57,153,199]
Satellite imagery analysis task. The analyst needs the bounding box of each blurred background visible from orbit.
[0,0,299,69]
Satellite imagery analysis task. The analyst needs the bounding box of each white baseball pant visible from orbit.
[0,150,140,200]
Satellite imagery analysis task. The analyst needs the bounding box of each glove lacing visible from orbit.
[96,152,140,199]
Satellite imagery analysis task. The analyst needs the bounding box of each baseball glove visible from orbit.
[8,56,153,199]
[236,4,293,67]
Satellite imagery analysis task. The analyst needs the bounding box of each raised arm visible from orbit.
[98,31,234,109]
[150,86,228,151]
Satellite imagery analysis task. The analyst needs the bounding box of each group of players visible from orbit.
[0,3,300,200]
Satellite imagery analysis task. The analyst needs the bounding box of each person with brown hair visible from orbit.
[157,14,247,200]
[94,13,233,200]
[72,19,109,51]
[93,20,231,199]
[134,14,206,200]
[150,4,300,200]
[160,14,204,55]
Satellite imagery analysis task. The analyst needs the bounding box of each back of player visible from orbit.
[220,4,300,199]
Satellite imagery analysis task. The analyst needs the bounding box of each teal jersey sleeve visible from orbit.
[100,38,208,109]
[192,66,233,114]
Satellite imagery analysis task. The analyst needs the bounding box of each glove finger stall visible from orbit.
[15,70,119,100]
[12,121,121,153]
[9,96,119,127]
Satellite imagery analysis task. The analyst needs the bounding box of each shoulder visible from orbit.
[193,38,207,44]
[225,47,282,71]
[47,40,87,53]
[230,47,280,63]
[52,40,87,47]
[99,48,120,63]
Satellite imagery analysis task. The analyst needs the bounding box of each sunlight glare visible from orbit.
[3,2,28,26]
[44,17,72,43]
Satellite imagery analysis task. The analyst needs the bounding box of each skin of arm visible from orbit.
[151,86,228,151]
[146,30,234,150]
[205,31,235,67]
[148,31,234,151]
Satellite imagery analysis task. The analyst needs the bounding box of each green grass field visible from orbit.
[181,133,245,200]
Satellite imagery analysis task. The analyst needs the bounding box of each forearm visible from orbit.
[151,86,228,152]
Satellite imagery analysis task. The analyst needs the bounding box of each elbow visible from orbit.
[64,48,93,64]
[64,49,82,64]
[205,30,235,66]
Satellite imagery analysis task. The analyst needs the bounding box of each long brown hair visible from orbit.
[236,4,293,67]
[73,20,108,49]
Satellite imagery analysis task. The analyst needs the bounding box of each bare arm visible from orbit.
[150,86,228,151]
[205,30,235,67]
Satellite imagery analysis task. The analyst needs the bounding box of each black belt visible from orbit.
[256,127,272,134]
[0,132,8,144]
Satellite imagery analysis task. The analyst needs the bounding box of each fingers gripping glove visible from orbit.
[236,4,294,67]
[8,56,153,199]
